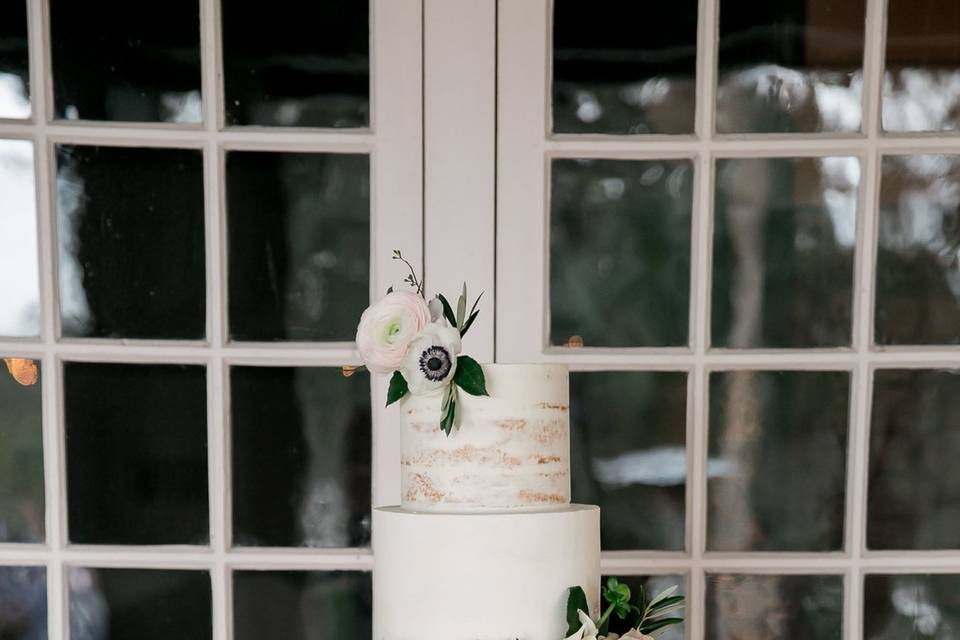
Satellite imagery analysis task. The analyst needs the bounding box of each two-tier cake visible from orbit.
[373,364,600,639]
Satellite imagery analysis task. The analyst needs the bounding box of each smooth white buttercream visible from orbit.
[373,505,600,640]
[400,364,570,511]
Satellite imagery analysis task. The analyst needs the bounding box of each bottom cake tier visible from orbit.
[373,504,600,640]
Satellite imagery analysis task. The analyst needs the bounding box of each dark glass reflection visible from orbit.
[875,155,960,346]
[552,0,697,134]
[550,158,693,348]
[222,0,368,128]
[868,369,960,550]
[69,567,210,640]
[884,1,960,132]
[65,363,208,545]
[231,367,371,548]
[0,358,44,543]
[56,145,205,340]
[0,566,45,639]
[707,371,849,552]
[705,574,843,639]
[570,372,686,551]
[233,571,371,640]
[712,157,859,348]
[864,574,960,638]
[227,151,369,342]
[0,0,29,119]
[602,575,686,640]
[0,139,40,337]
[716,0,865,133]
[50,0,201,123]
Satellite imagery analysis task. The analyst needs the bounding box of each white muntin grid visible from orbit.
[0,0,423,639]
[497,0,960,638]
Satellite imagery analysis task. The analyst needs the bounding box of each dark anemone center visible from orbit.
[418,346,452,382]
[426,357,443,371]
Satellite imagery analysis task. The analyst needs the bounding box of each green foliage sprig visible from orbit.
[565,578,685,639]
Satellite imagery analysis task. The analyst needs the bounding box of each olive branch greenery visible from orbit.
[566,578,685,638]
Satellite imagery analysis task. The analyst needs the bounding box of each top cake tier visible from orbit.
[400,363,570,512]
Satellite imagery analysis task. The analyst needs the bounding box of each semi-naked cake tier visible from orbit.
[373,505,600,640]
[400,364,569,511]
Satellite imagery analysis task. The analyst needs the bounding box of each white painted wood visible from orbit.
[423,0,496,362]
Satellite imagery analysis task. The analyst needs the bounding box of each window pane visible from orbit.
[227,151,369,342]
[0,139,40,337]
[716,0,865,134]
[550,158,693,347]
[0,357,43,543]
[222,0,368,128]
[0,0,29,119]
[868,369,960,550]
[233,571,371,640]
[65,363,208,545]
[712,157,859,348]
[707,370,849,552]
[231,367,371,548]
[602,575,686,640]
[56,145,206,340]
[875,155,960,346]
[0,566,45,638]
[69,567,210,640]
[864,574,960,638]
[552,0,697,134]
[883,0,960,132]
[706,574,843,639]
[50,0,201,123]
[571,372,686,551]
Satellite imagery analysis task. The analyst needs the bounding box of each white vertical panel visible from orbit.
[423,0,496,362]
[371,0,424,508]
[496,0,548,363]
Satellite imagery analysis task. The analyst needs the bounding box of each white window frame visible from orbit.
[0,0,422,638]
[497,0,960,638]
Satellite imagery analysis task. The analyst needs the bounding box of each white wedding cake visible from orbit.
[374,364,601,640]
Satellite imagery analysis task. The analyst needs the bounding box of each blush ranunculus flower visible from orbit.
[355,291,431,373]
[401,321,462,395]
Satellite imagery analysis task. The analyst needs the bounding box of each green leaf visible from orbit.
[646,585,678,610]
[645,602,686,619]
[436,294,458,328]
[648,595,685,614]
[603,577,630,605]
[385,371,408,406]
[456,283,467,328]
[459,309,480,337]
[453,355,488,396]
[440,385,457,436]
[638,617,684,634]
[565,587,589,637]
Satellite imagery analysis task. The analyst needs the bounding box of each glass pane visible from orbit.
[552,0,697,135]
[222,1,368,128]
[550,158,693,347]
[227,151,369,342]
[64,363,208,545]
[570,372,686,551]
[602,574,686,640]
[868,369,960,550]
[883,1,960,132]
[0,357,43,543]
[233,571,371,640]
[0,139,40,337]
[864,574,960,638]
[69,567,210,640]
[0,0,29,119]
[707,370,849,552]
[706,574,843,639]
[50,0,201,123]
[875,155,960,345]
[712,157,859,348]
[56,145,206,340]
[231,367,371,548]
[716,0,865,134]
[0,566,46,639]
